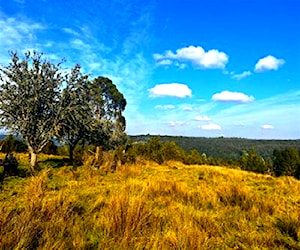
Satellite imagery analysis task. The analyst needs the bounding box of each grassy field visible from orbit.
[0,153,300,249]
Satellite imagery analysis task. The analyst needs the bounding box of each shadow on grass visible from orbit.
[40,158,71,168]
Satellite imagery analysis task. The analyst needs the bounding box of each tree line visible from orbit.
[131,135,300,161]
[1,132,299,180]
[0,51,126,173]
[129,137,300,179]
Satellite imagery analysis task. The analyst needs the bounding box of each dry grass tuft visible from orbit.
[0,157,300,249]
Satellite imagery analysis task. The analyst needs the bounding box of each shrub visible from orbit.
[273,148,300,178]
[146,137,164,164]
[0,135,27,153]
[41,141,58,155]
[184,149,205,165]
[3,153,19,177]
[161,141,185,162]
[240,148,267,174]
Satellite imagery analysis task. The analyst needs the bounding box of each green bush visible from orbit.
[42,141,58,155]
[240,148,267,174]
[273,148,300,178]
[161,141,185,162]
[0,135,27,153]
[184,149,205,165]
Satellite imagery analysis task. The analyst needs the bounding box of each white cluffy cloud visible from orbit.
[261,124,274,129]
[200,123,222,130]
[231,71,252,80]
[255,55,285,72]
[194,115,211,121]
[168,121,187,127]
[212,90,254,103]
[149,83,192,98]
[154,46,228,69]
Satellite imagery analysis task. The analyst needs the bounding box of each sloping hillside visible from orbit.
[0,155,299,249]
[130,135,300,160]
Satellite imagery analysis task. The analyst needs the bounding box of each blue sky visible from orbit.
[0,0,299,139]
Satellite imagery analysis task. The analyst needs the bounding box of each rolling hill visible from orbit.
[130,135,300,160]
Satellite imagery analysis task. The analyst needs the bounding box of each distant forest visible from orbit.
[1,134,299,161]
[130,135,300,160]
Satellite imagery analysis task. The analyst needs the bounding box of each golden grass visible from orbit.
[0,158,300,249]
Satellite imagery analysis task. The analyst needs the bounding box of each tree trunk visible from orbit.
[69,144,75,166]
[95,146,103,168]
[29,150,38,174]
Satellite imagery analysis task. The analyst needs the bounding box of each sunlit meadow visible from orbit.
[0,153,299,249]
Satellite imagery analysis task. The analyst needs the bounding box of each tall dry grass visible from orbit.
[0,158,300,249]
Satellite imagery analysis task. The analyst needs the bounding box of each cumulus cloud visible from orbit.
[155,104,176,110]
[153,53,164,60]
[182,106,193,111]
[157,59,172,66]
[168,121,187,127]
[154,46,228,69]
[231,71,252,80]
[212,90,254,103]
[255,55,285,72]
[194,115,211,121]
[200,123,222,130]
[261,124,274,129]
[149,83,192,98]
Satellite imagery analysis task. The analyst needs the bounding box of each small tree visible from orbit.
[240,148,267,174]
[184,149,204,165]
[146,136,163,164]
[273,148,300,177]
[161,141,184,162]
[0,51,64,172]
